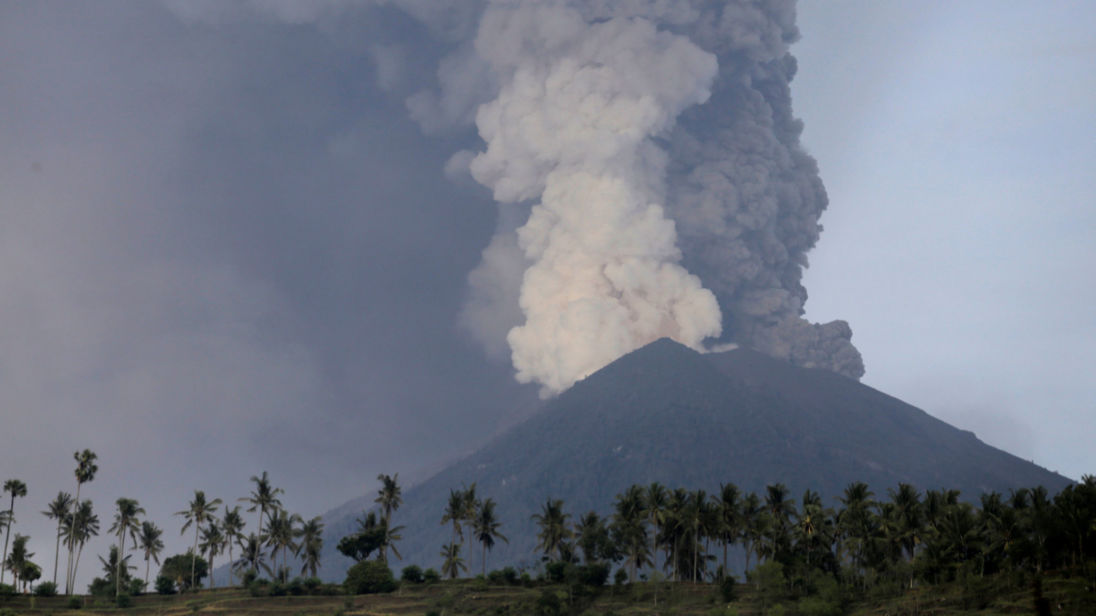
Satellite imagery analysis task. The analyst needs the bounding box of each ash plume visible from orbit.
[457,0,864,390]
[168,0,865,391]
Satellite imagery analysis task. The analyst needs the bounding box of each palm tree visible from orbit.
[836,481,875,585]
[472,498,507,577]
[740,493,761,573]
[441,489,465,550]
[66,449,97,594]
[220,507,246,586]
[42,491,73,586]
[688,489,709,583]
[97,545,134,591]
[794,489,834,584]
[760,484,794,565]
[298,516,324,578]
[375,474,403,565]
[64,499,99,592]
[574,511,608,565]
[264,509,301,582]
[176,490,222,590]
[198,523,224,588]
[716,483,742,578]
[532,498,572,562]
[109,497,144,597]
[461,484,479,555]
[2,534,32,592]
[664,488,690,581]
[239,472,283,533]
[440,542,466,580]
[136,521,164,588]
[612,485,649,582]
[1,479,28,585]
[375,474,402,525]
[233,533,272,579]
[644,483,668,575]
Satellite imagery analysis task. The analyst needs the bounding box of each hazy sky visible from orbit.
[1,1,1093,589]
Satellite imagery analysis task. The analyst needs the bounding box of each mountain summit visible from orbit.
[318,338,1071,579]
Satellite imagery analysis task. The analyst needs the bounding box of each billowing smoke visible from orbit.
[455,0,864,392]
[460,4,725,395]
[170,0,865,392]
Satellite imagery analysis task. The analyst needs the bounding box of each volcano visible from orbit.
[315,338,1071,579]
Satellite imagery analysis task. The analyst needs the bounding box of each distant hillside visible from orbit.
[314,338,1072,581]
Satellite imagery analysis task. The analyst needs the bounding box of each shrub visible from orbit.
[303,576,322,594]
[535,589,563,616]
[613,568,628,587]
[422,568,440,583]
[545,562,568,583]
[158,552,208,592]
[719,575,737,603]
[577,564,610,587]
[34,581,58,597]
[499,566,519,585]
[751,561,787,607]
[87,576,113,598]
[128,578,146,596]
[269,581,287,596]
[401,565,424,584]
[796,597,841,616]
[0,584,15,597]
[155,575,177,595]
[115,592,133,608]
[67,596,83,610]
[248,578,271,597]
[240,568,259,586]
[344,560,396,595]
[287,577,306,595]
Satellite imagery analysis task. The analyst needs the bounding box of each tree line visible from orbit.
[0,450,324,600]
[6,449,1095,606]
[332,473,1096,602]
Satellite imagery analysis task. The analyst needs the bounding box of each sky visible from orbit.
[1,0,1093,590]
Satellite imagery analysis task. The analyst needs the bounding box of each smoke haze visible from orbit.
[376,0,864,392]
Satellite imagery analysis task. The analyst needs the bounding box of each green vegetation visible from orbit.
[0,572,1092,614]
[1,445,1094,615]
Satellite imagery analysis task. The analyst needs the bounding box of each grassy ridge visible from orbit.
[1,572,1093,616]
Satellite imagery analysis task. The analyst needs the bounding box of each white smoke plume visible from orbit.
[457,0,864,391]
[463,3,724,395]
[164,0,865,391]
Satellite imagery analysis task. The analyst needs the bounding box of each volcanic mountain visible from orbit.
[314,338,1071,580]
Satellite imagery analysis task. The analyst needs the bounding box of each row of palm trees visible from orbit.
[439,484,507,579]
[171,471,326,589]
[0,451,327,597]
[514,477,1096,591]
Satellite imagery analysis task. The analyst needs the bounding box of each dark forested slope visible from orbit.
[316,338,1071,580]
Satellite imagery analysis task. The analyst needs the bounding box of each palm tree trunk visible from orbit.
[145,556,151,588]
[116,531,125,598]
[1,499,13,585]
[53,525,62,585]
[209,551,215,589]
[481,543,487,577]
[66,483,81,595]
[74,541,86,592]
[191,526,199,590]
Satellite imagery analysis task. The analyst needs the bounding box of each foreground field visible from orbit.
[0,574,1093,616]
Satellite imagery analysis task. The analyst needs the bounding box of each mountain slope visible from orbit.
[316,338,1072,580]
